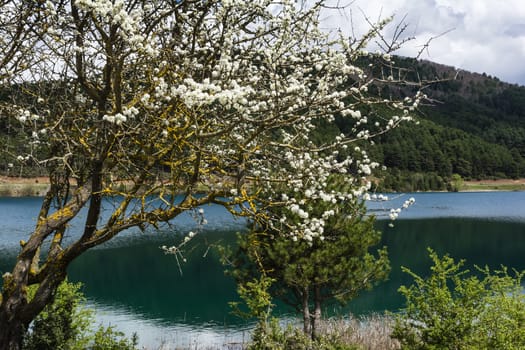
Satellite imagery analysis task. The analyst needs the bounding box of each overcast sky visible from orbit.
[324,0,525,86]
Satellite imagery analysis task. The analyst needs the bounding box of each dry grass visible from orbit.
[0,183,50,197]
[318,314,400,350]
[0,176,49,196]
[144,314,400,350]
[462,178,525,192]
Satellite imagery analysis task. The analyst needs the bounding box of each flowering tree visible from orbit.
[0,0,423,348]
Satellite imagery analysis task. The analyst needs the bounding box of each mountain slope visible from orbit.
[365,58,525,190]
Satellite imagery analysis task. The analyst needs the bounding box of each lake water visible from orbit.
[1,192,525,348]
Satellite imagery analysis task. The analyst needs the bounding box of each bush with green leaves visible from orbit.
[23,279,138,350]
[90,326,139,350]
[392,248,525,350]
[23,279,91,350]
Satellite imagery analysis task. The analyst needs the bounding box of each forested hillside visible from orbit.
[357,58,525,191]
[1,58,524,191]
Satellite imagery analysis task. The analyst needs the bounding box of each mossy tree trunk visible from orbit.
[0,184,91,349]
[0,266,67,350]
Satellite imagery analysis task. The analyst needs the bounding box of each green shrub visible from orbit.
[392,248,525,350]
[23,279,138,350]
[23,280,92,350]
[91,325,139,350]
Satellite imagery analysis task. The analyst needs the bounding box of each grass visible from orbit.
[148,314,400,350]
[0,183,50,197]
[460,179,525,191]
[462,181,525,192]
[317,314,400,350]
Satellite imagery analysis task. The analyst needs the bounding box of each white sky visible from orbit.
[322,0,525,85]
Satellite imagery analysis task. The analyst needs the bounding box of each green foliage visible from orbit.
[248,317,288,350]
[230,275,275,321]
[371,118,525,184]
[23,280,92,350]
[229,176,390,337]
[392,248,525,350]
[230,274,276,348]
[23,279,138,350]
[230,275,289,350]
[339,57,525,184]
[91,325,139,350]
[377,170,446,192]
[448,173,464,192]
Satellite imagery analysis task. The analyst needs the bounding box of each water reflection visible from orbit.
[68,231,244,326]
[2,193,525,348]
[87,299,252,349]
[349,218,525,314]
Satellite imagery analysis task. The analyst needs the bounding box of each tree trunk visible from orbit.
[0,184,91,349]
[0,307,26,350]
[0,247,35,350]
[301,288,311,337]
[0,268,32,350]
[312,285,322,340]
[0,245,69,350]
[0,268,67,350]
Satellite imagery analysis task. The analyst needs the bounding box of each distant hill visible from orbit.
[358,57,525,191]
[1,58,524,192]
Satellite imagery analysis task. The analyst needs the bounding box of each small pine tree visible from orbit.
[230,177,390,339]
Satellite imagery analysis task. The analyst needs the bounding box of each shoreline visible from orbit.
[0,176,51,197]
[462,178,525,192]
[1,176,525,197]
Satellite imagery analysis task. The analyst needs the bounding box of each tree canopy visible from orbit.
[0,1,423,348]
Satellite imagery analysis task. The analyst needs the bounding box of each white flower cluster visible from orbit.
[74,0,157,55]
[16,155,30,162]
[102,113,126,125]
[183,231,196,243]
[370,194,389,201]
[273,142,377,242]
[389,197,416,221]
[1,0,428,248]
[102,107,139,125]
[290,204,309,219]
[403,197,416,208]
[16,109,41,123]
[168,78,255,110]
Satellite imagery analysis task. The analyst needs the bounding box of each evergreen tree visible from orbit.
[229,177,390,339]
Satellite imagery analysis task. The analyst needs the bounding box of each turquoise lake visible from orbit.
[1,192,525,348]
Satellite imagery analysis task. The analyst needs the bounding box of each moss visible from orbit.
[1,272,15,295]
